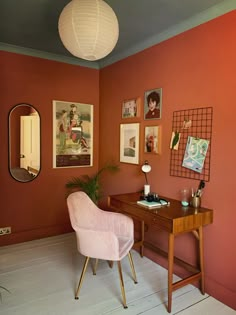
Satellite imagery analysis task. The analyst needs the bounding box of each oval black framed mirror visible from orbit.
[9,103,41,182]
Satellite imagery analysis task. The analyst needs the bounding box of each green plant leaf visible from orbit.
[65,162,119,204]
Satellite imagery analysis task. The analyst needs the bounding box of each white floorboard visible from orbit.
[0,233,235,315]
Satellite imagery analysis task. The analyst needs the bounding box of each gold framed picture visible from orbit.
[144,125,160,154]
[122,98,140,119]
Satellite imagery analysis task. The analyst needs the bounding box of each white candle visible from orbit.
[144,184,150,195]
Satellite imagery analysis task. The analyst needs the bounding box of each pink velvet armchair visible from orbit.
[67,191,137,308]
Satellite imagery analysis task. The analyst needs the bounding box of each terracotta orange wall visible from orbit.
[0,52,99,244]
[99,11,236,309]
[1,10,235,311]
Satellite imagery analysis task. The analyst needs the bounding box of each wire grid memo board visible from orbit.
[170,107,213,182]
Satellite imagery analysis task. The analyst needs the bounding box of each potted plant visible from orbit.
[65,162,119,204]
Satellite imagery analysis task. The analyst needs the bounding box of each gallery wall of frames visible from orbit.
[120,90,212,183]
[120,88,162,166]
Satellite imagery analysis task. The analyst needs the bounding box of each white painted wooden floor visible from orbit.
[0,233,235,315]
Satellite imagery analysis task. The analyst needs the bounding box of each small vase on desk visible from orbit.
[180,188,190,207]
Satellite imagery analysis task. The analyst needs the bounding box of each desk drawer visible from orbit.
[109,193,213,235]
[109,198,142,221]
[109,197,172,232]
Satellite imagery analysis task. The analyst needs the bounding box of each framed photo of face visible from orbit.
[122,98,140,119]
[144,88,162,120]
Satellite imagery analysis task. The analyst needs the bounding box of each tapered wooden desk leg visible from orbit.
[168,233,174,313]
[140,221,145,257]
[198,226,205,294]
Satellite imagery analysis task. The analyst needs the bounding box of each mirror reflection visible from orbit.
[9,103,40,182]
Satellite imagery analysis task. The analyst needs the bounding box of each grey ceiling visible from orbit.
[0,0,234,68]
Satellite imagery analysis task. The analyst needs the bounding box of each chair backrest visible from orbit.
[67,190,135,261]
[67,191,117,259]
[67,191,101,231]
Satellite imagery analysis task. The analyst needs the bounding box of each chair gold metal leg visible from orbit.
[128,251,138,284]
[117,261,128,309]
[141,221,145,257]
[75,256,90,299]
[93,258,99,275]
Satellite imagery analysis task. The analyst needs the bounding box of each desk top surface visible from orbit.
[108,192,213,233]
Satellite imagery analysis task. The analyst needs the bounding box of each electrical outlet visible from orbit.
[0,227,11,235]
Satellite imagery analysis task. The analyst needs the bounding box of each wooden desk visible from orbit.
[108,192,213,313]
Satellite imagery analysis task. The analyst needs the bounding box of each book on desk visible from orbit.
[137,199,169,208]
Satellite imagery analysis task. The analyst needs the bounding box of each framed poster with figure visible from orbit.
[53,100,93,168]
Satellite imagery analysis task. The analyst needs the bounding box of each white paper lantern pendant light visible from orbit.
[58,0,119,61]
